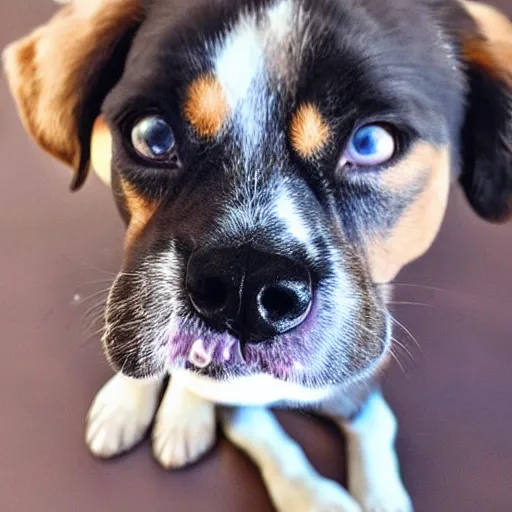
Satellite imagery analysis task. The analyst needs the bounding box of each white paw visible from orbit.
[342,393,414,512]
[152,380,216,469]
[349,453,413,512]
[85,374,163,459]
[270,474,362,512]
[356,484,413,512]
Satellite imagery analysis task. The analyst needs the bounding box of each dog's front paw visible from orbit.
[348,445,413,512]
[152,379,216,470]
[270,474,362,512]
[354,483,413,512]
[86,374,163,459]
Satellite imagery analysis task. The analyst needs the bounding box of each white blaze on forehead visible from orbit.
[214,0,300,103]
[268,0,294,31]
[275,186,311,245]
[265,0,308,84]
[214,14,265,111]
[212,0,305,153]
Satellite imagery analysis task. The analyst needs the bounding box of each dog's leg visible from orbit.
[86,373,164,458]
[222,406,361,512]
[152,376,216,469]
[336,392,413,512]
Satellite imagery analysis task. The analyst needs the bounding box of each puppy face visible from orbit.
[101,0,461,390]
[4,0,512,404]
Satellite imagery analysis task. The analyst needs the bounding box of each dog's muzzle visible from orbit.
[186,246,313,344]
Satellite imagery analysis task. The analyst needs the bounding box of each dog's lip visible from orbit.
[167,298,321,368]
[163,298,390,382]
[167,326,301,380]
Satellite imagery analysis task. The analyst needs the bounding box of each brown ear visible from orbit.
[463,1,512,45]
[2,0,144,190]
[455,1,512,222]
[460,1,512,81]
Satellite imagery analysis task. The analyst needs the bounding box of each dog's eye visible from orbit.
[343,124,395,167]
[131,116,176,161]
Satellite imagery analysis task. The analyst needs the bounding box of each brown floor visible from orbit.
[2,1,512,511]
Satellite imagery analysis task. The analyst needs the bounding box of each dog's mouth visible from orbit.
[158,293,392,391]
[102,252,391,390]
[104,296,390,393]
[165,297,321,382]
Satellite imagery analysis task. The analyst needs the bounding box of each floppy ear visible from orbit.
[2,0,144,190]
[457,1,512,222]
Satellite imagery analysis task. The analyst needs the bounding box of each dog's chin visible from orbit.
[167,346,390,407]
[107,310,391,407]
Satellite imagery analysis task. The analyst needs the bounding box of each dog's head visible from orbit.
[5,0,512,404]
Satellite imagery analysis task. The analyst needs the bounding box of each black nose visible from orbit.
[186,248,312,342]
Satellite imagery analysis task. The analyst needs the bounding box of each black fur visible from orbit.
[64,0,512,386]
[460,66,512,222]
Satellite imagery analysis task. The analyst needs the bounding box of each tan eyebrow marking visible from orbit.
[183,74,229,138]
[289,103,331,159]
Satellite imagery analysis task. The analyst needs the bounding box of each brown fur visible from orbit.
[3,0,511,282]
[289,104,331,159]
[91,117,113,187]
[463,1,512,42]
[120,180,158,249]
[380,142,440,192]
[369,1,512,283]
[368,146,451,283]
[461,37,512,84]
[2,0,144,173]
[460,1,512,84]
[184,75,230,138]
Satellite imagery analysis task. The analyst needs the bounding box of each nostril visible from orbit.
[257,279,312,335]
[260,284,300,321]
[187,248,313,342]
[186,248,247,332]
[188,275,229,314]
[199,276,228,309]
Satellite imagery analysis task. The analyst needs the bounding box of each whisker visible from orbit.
[391,282,484,303]
[391,282,453,293]
[390,335,415,362]
[388,346,406,374]
[390,315,423,356]
[74,279,115,288]
[64,257,119,276]
[73,288,112,306]
[82,298,108,322]
[388,301,436,308]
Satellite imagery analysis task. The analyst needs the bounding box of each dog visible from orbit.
[4,0,512,510]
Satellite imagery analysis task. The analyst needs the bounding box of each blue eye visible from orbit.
[344,124,395,167]
[131,116,176,160]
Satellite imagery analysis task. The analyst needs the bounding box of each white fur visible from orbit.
[86,373,215,468]
[213,0,305,159]
[214,7,268,158]
[214,12,265,112]
[152,377,216,469]
[340,393,413,512]
[86,377,411,510]
[275,186,311,245]
[267,0,295,42]
[86,373,164,458]
[173,369,335,406]
[222,406,362,512]
[214,0,299,104]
